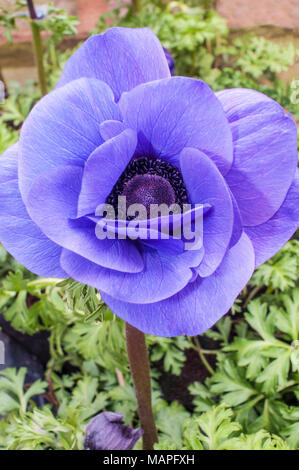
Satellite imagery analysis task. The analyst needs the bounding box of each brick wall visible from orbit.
[1,0,299,45]
[0,0,108,43]
[1,0,299,85]
[217,0,299,29]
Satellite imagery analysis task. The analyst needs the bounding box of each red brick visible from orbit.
[217,0,299,29]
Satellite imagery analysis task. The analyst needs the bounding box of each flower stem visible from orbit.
[132,0,141,15]
[125,322,158,450]
[193,336,215,375]
[204,0,214,12]
[26,0,47,96]
[26,0,37,20]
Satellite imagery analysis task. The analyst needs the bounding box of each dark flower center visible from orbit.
[122,174,176,214]
[106,157,189,219]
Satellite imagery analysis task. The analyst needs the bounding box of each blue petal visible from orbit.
[180,148,233,277]
[245,171,299,267]
[91,204,210,256]
[77,129,137,217]
[217,88,298,226]
[0,144,66,277]
[19,78,120,203]
[99,120,127,141]
[119,77,233,175]
[27,165,144,273]
[56,27,170,101]
[59,246,204,304]
[229,189,243,248]
[101,233,255,337]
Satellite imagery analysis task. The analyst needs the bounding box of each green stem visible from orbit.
[29,20,47,96]
[244,284,264,308]
[203,0,212,16]
[277,380,297,394]
[194,336,215,375]
[125,322,158,450]
[132,0,141,15]
[26,1,47,96]
[27,278,62,289]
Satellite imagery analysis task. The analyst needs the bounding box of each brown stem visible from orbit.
[244,285,264,308]
[115,367,125,387]
[26,0,38,20]
[132,0,141,15]
[125,322,158,450]
[46,361,59,413]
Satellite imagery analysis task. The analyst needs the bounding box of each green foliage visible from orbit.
[0,80,40,128]
[4,408,80,450]
[187,242,299,448]
[155,405,291,450]
[37,3,78,71]
[223,35,295,80]
[0,1,25,44]
[204,315,232,345]
[225,293,299,396]
[251,240,299,292]
[37,3,78,46]
[156,400,190,448]
[0,1,77,47]
[0,121,18,154]
[0,368,47,416]
[147,334,190,375]
[63,320,129,372]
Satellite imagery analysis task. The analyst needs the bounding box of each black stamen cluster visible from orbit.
[106,157,189,215]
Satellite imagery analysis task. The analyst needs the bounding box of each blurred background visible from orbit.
[1,0,299,86]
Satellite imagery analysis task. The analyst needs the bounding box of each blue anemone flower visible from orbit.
[0,28,298,336]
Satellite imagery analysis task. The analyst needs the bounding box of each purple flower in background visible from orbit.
[163,47,175,75]
[0,27,298,337]
[84,412,143,450]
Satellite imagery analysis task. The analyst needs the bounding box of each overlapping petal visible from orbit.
[180,148,233,276]
[100,233,255,336]
[26,165,144,273]
[99,120,127,141]
[229,189,243,248]
[0,144,66,277]
[56,27,170,101]
[245,171,299,267]
[119,77,233,175]
[60,246,204,304]
[217,88,298,226]
[77,129,137,217]
[92,204,210,256]
[19,78,120,202]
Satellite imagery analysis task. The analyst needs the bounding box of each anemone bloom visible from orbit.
[0,28,298,336]
[84,412,142,450]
